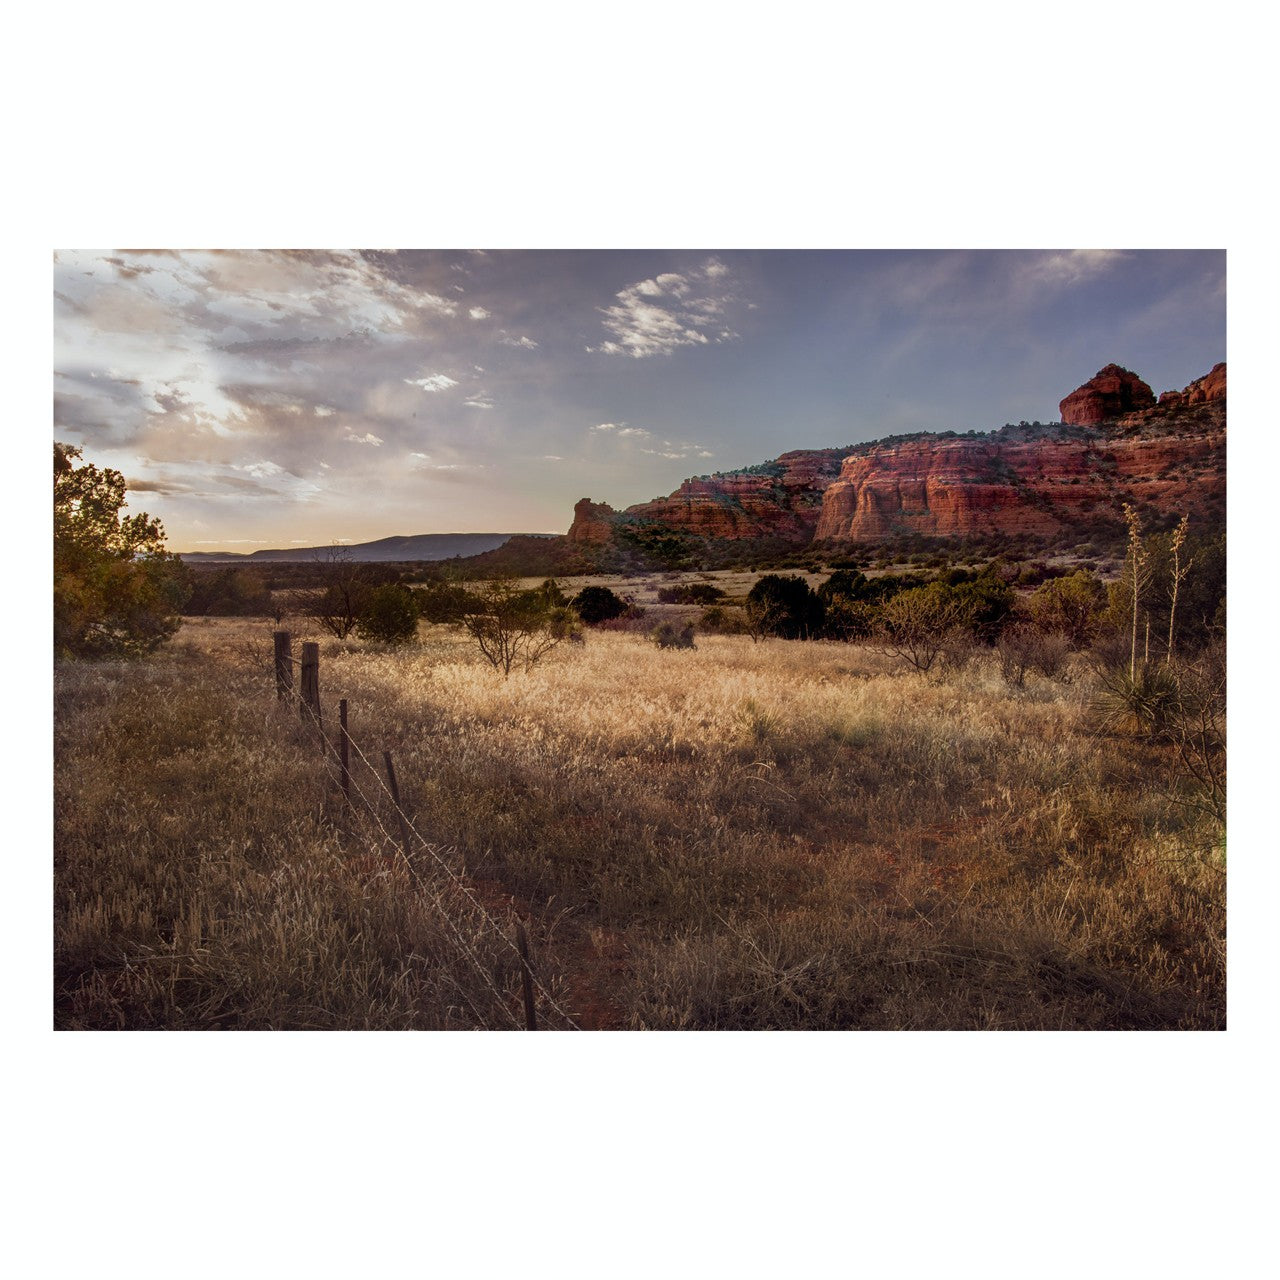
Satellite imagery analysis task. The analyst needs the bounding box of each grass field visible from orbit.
[54,612,1225,1030]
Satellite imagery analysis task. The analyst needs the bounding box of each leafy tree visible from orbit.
[572,584,627,625]
[54,442,190,657]
[463,578,577,676]
[289,546,372,639]
[357,583,421,645]
[745,574,825,640]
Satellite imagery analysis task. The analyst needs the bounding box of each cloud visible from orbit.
[464,395,494,409]
[404,373,459,392]
[468,306,490,320]
[592,421,624,431]
[499,331,538,349]
[589,259,748,358]
[1028,250,1128,286]
[344,430,383,446]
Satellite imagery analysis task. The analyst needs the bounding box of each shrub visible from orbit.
[745,574,825,640]
[650,620,696,649]
[572,585,628,626]
[657,583,724,605]
[1028,570,1105,648]
[998,624,1073,687]
[357,583,421,645]
[463,578,577,676]
[699,605,748,635]
[416,579,478,624]
[873,584,971,674]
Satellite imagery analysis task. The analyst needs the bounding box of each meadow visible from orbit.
[54,600,1225,1030]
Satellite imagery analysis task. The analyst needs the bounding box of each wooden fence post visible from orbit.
[300,642,320,725]
[516,923,538,1030]
[383,751,414,865]
[339,699,351,807]
[274,631,292,701]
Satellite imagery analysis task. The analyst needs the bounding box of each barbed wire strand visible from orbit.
[296,711,526,1030]
[319,711,581,1029]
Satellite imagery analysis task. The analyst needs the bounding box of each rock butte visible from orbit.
[566,362,1226,548]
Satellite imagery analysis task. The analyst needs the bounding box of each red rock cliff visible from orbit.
[816,365,1225,542]
[618,448,856,541]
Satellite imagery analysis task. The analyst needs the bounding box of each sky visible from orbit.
[53,248,1226,552]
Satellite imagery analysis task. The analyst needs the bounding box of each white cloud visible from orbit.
[591,421,624,431]
[404,373,459,392]
[543,454,564,461]
[616,426,650,438]
[344,430,383,446]
[465,395,494,409]
[314,405,335,417]
[1029,250,1128,286]
[469,306,490,320]
[499,331,538,349]
[590,261,747,358]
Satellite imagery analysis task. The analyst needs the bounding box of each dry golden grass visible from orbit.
[55,615,1225,1029]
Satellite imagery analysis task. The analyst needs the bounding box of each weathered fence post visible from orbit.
[339,699,351,807]
[274,631,292,701]
[300,642,320,725]
[383,750,414,865]
[516,922,538,1030]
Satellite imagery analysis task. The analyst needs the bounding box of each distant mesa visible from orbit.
[564,360,1226,557]
[1058,364,1157,427]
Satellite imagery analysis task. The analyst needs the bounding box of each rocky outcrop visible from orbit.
[1158,361,1226,409]
[1059,364,1156,426]
[567,498,619,545]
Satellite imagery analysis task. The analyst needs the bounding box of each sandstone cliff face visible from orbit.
[1059,364,1156,426]
[569,363,1225,552]
[815,363,1225,542]
[813,418,1224,541]
[613,448,856,542]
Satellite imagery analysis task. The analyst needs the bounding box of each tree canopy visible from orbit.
[54,442,190,657]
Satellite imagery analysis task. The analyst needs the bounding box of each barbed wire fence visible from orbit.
[271,629,581,1031]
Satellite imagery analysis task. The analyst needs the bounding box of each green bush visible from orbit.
[745,574,825,640]
[657,582,724,604]
[572,585,628,625]
[357,583,421,645]
[650,620,696,649]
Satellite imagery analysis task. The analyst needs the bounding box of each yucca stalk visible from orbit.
[1166,514,1193,663]
[1123,504,1147,680]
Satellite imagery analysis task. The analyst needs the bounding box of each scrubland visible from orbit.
[54,616,1225,1030]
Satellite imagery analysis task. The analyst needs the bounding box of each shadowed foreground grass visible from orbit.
[54,618,1225,1029]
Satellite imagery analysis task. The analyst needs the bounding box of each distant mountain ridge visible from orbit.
[179,532,543,563]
